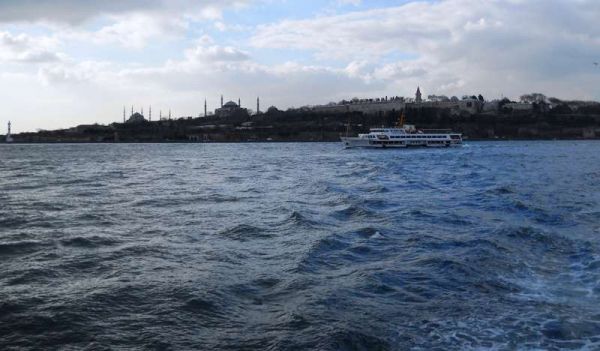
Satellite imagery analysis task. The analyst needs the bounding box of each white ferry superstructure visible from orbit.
[341,124,462,149]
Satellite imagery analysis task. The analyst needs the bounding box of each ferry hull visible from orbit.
[341,137,460,149]
[341,137,406,149]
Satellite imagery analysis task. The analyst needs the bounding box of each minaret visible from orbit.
[131,106,134,116]
[149,106,152,121]
[256,97,260,115]
[169,109,172,120]
[204,99,207,117]
[221,95,224,108]
[6,121,13,143]
[238,98,241,107]
[141,107,144,116]
[416,86,422,103]
[160,110,162,120]
[123,106,126,123]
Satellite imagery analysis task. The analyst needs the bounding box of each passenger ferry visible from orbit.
[341,122,462,149]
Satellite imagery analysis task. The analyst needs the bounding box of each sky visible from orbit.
[1,0,599,133]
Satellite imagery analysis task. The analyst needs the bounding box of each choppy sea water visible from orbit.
[1,141,599,350]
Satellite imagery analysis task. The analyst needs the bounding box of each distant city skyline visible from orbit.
[1,0,599,132]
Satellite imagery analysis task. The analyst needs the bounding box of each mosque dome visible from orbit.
[224,101,238,108]
[127,112,146,124]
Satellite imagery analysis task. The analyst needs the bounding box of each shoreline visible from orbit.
[2,138,600,145]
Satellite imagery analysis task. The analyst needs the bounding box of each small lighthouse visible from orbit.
[6,121,13,143]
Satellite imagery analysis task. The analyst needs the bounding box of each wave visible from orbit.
[0,240,51,256]
[7,267,61,286]
[183,298,222,316]
[277,211,319,229]
[320,330,390,351]
[132,193,240,208]
[219,224,273,241]
[497,226,577,254]
[59,236,120,248]
[487,185,516,195]
[331,205,375,220]
[0,217,30,229]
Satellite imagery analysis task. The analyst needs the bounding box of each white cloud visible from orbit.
[251,0,600,98]
[54,14,189,49]
[184,43,250,63]
[37,60,114,85]
[0,31,62,63]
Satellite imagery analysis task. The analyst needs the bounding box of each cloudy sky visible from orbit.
[1,0,599,132]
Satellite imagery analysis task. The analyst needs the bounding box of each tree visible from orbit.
[498,98,512,109]
[478,94,484,102]
[550,104,573,114]
[520,93,547,104]
[548,97,562,104]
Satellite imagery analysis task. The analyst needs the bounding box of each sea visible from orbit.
[1,141,599,350]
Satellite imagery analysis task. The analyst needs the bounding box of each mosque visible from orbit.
[214,95,254,117]
[126,112,146,124]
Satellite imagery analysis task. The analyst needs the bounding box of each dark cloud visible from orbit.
[0,0,247,24]
[0,0,163,23]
